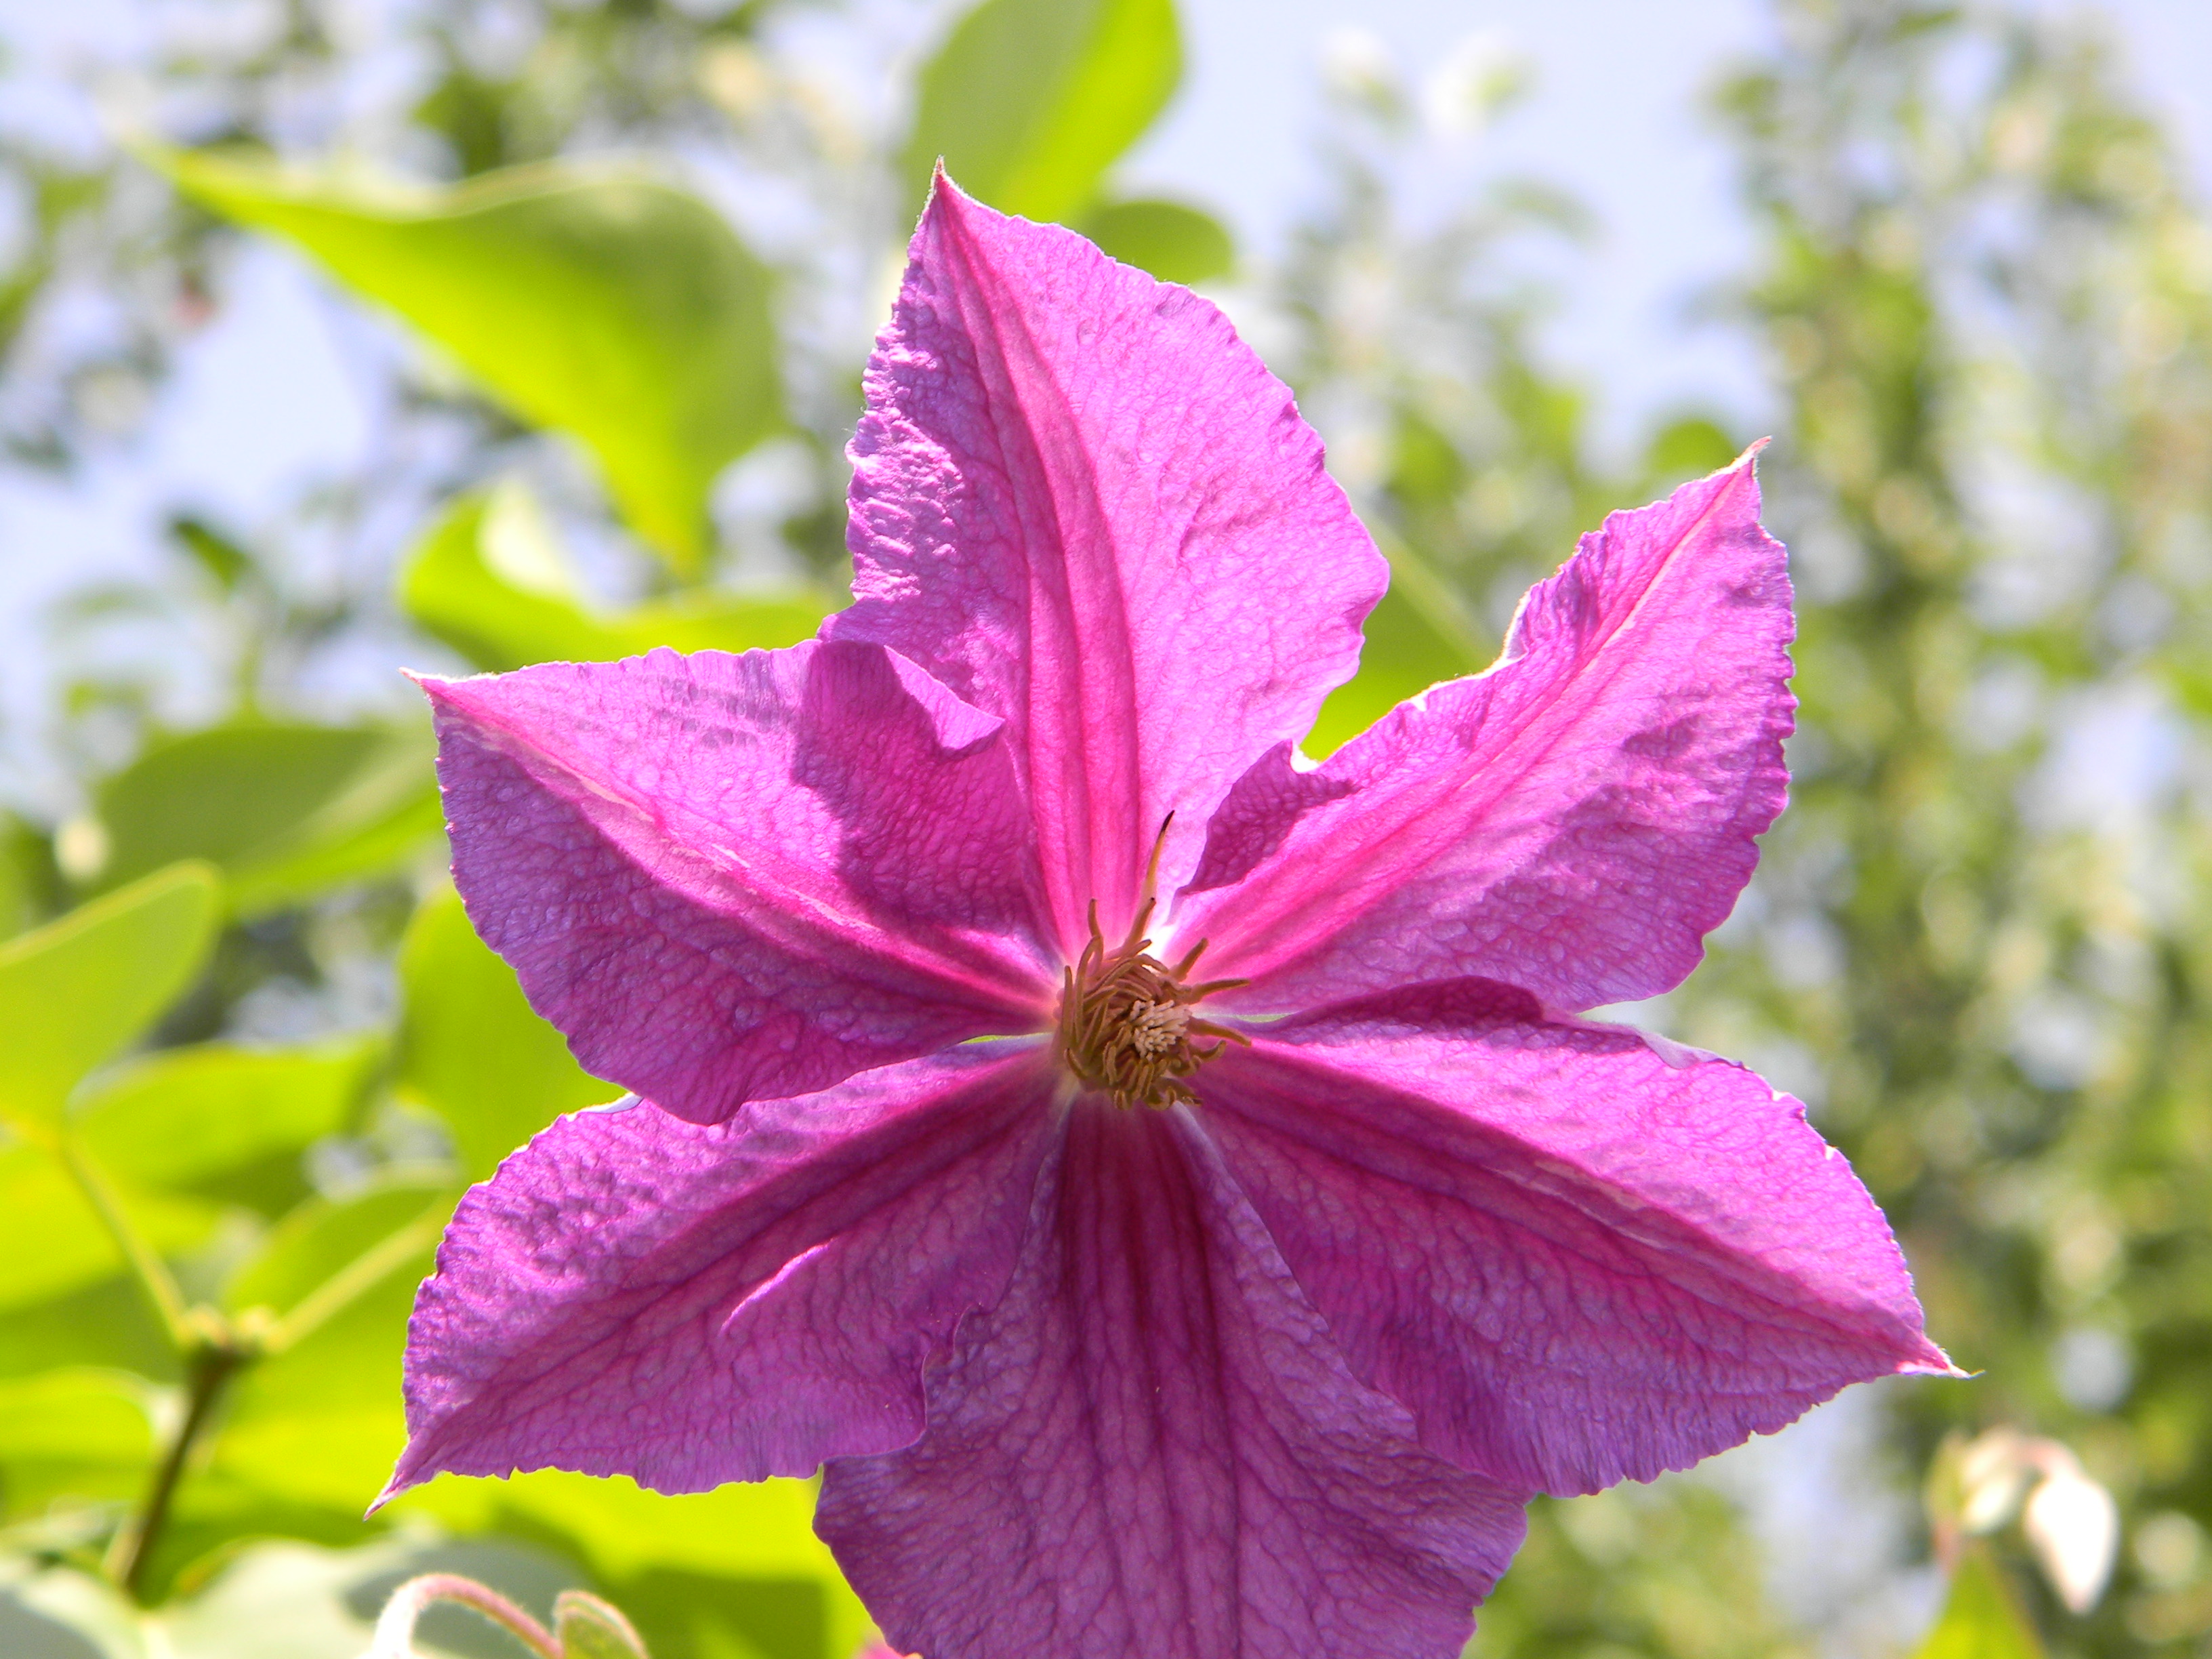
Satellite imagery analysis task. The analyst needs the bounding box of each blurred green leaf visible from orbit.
[1079,196,1233,285]
[0,1277,173,1385]
[403,484,828,674]
[0,864,220,1130]
[397,886,620,1180]
[0,1149,218,1324]
[903,0,1181,224]
[1304,531,1487,759]
[167,516,254,595]
[1641,415,1744,487]
[211,1173,455,1514]
[91,724,439,916]
[407,1472,869,1659]
[555,1592,650,1659]
[75,1038,379,1217]
[224,1172,451,1320]
[0,1368,159,1519]
[162,150,783,578]
[1913,1549,2046,1659]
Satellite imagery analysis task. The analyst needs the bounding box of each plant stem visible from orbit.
[104,1329,249,1599]
[370,1573,562,1659]
[58,1131,192,1351]
[262,1202,449,1357]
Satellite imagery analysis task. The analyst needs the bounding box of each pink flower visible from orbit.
[386,178,1949,1659]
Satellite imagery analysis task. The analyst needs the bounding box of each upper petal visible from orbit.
[816,1101,1528,1659]
[1195,978,1951,1496]
[829,178,1387,953]
[424,639,1053,1122]
[383,1043,1059,1500]
[1177,454,1793,1013]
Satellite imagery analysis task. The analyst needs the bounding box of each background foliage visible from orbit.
[1,1,2207,1656]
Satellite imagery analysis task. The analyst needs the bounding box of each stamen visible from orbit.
[1054,849,1248,1111]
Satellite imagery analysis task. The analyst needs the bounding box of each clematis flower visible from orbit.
[386,176,1950,1659]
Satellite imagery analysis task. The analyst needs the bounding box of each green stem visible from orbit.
[104,1331,248,1599]
[58,1132,192,1352]
[262,1203,449,1356]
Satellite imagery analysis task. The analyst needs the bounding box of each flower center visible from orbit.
[1056,897,1247,1111]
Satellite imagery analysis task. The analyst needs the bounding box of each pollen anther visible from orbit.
[1056,890,1248,1111]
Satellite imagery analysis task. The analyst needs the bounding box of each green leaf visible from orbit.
[1078,197,1233,285]
[0,1276,174,1384]
[224,1173,452,1321]
[405,1472,870,1659]
[75,1038,379,1216]
[0,1368,160,1519]
[0,1147,221,1317]
[903,0,1182,224]
[556,1591,651,1659]
[163,150,783,578]
[91,723,440,916]
[1641,414,1744,488]
[1912,1548,2047,1659]
[167,514,255,594]
[397,886,621,1180]
[401,483,828,674]
[211,1174,456,1513]
[0,863,221,1129]
[1303,531,1488,760]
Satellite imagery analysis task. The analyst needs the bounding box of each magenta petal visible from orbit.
[1180,455,1794,1013]
[1195,979,1951,1496]
[817,1104,1528,1659]
[423,640,1054,1122]
[384,1044,1060,1500]
[830,180,1388,951]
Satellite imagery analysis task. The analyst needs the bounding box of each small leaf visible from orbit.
[162,150,783,578]
[91,723,440,915]
[0,863,220,1129]
[903,0,1181,223]
[1080,197,1233,285]
[401,484,827,674]
[1914,1547,2047,1659]
[555,1590,651,1659]
[168,514,255,593]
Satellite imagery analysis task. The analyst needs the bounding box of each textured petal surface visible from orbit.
[1195,979,1950,1496]
[817,1103,1528,1659]
[424,640,1053,1122]
[830,180,1387,952]
[386,1044,1059,1499]
[1178,455,1793,1013]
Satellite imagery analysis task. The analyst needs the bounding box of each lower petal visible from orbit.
[817,1103,1528,1659]
[385,1044,1057,1500]
[1197,979,1952,1496]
